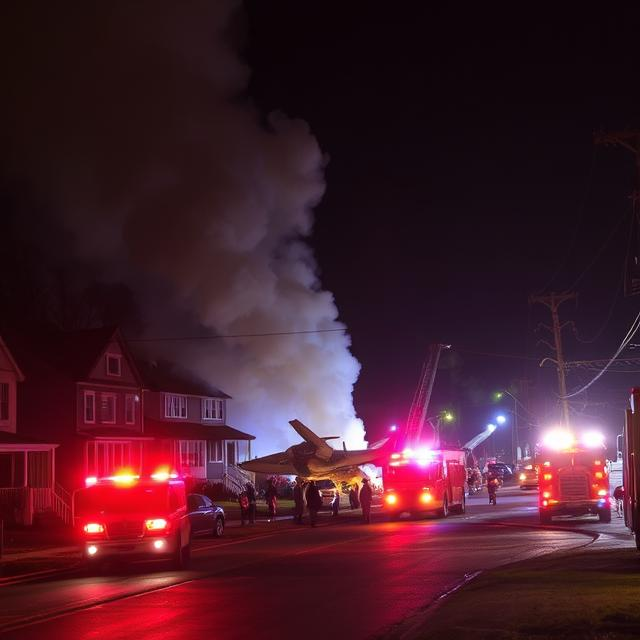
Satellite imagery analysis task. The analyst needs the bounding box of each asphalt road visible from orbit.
[0,487,601,639]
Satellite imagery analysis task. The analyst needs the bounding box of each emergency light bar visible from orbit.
[84,467,180,487]
[541,428,605,452]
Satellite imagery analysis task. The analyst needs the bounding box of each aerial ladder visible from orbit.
[402,344,450,449]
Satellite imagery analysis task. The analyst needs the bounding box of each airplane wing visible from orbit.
[239,452,298,475]
[289,419,334,461]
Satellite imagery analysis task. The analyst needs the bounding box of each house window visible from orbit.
[84,390,96,424]
[0,383,8,421]
[106,354,122,377]
[207,441,223,463]
[100,393,116,424]
[202,398,223,420]
[125,394,136,424]
[179,441,204,468]
[165,394,187,419]
[87,441,139,478]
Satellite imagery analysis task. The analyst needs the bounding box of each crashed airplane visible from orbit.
[239,419,389,484]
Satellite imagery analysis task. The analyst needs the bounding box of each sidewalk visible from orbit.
[405,516,640,640]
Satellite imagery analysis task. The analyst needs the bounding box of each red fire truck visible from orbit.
[383,447,467,518]
[73,467,192,570]
[537,429,611,525]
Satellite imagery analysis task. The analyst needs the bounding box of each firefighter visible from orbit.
[265,477,278,522]
[360,477,373,524]
[487,472,499,505]
[305,480,322,527]
[293,476,305,524]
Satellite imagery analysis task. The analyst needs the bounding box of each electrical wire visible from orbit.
[126,328,346,342]
[562,309,640,399]
[568,205,630,290]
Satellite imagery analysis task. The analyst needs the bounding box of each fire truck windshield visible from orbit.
[75,484,169,516]
[386,461,440,481]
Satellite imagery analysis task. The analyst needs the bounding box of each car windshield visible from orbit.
[75,484,169,515]
[316,480,336,490]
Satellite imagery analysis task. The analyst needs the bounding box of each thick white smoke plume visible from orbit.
[1,1,366,454]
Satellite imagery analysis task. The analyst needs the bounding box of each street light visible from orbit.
[495,414,507,426]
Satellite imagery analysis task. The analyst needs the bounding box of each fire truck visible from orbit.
[622,388,640,549]
[73,467,192,570]
[537,429,611,525]
[383,447,467,518]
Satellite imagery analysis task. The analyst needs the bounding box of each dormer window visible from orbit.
[165,394,187,419]
[202,398,223,420]
[106,354,122,377]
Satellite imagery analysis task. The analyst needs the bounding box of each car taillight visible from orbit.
[145,518,169,531]
[385,494,398,505]
[83,522,105,534]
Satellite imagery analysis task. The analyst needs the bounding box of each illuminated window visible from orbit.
[125,394,136,424]
[100,393,116,424]
[165,394,187,419]
[106,354,122,377]
[0,383,9,421]
[207,441,223,462]
[179,441,204,468]
[84,390,96,423]
[202,398,223,420]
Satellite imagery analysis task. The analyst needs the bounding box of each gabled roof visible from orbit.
[3,326,142,385]
[144,418,254,441]
[0,335,25,381]
[136,359,231,399]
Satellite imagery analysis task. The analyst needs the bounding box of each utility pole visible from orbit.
[530,292,577,427]
[595,130,640,296]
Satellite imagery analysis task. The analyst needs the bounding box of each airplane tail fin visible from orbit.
[368,437,390,450]
[289,419,334,461]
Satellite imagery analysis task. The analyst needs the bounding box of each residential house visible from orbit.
[7,327,150,498]
[0,335,61,525]
[138,360,255,494]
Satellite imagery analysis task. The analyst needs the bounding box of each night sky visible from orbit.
[245,3,640,449]
[3,3,640,456]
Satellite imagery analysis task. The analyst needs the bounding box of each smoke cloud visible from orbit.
[0,1,366,454]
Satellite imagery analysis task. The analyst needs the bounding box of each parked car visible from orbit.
[518,466,539,490]
[487,463,513,480]
[316,479,338,508]
[187,493,225,537]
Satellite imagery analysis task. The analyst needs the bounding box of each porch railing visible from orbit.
[222,464,255,496]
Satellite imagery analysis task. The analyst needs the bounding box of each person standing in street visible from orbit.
[238,489,250,526]
[331,488,340,517]
[305,479,322,527]
[360,477,373,524]
[265,477,278,522]
[293,477,305,524]
[245,481,257,524]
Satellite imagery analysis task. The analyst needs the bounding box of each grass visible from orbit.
[418,547,640,640]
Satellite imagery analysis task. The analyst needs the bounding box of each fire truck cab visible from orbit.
[383,448,466,518]
[73,469,191,570]
[537,429,611,525]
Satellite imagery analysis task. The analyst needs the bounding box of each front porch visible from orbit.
[0,434,64,526]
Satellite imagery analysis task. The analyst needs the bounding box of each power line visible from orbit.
[562,309,640,399]
[126,328,347,342]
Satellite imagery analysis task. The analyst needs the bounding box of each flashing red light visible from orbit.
[385,494,398,506]
[595,471,603,479]
[542,499,548,507]
[85,476,98,487]
[420,492,433,504]
[145,518,168,531]
[542,491,551,499]
[83,522,105,534]
[543,473,552,481]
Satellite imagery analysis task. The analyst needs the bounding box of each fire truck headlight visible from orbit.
[153,539,166,550]
[420,492,432,504]
[385,494,398,506]
[597,489,607,497]
[87,545,99,556]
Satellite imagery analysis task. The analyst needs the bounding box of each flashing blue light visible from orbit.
[389,425,397,432]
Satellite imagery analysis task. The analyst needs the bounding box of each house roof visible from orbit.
[3,326,142,385]
[144,418,254,441]
[0,431,58,446]
[136,359,231,399]
[76,427,152,439]
[0,335,25,381]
